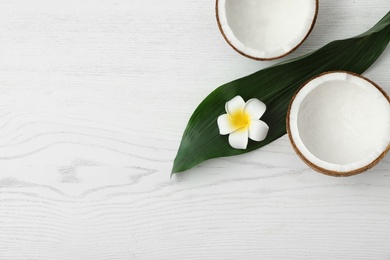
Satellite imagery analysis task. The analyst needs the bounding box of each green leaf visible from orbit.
[172,11,390,175]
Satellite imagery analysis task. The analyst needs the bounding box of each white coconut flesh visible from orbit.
[288,72,390,174]
[217,0,317,60]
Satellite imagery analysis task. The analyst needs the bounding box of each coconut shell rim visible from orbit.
[286,70,390,177]
[215,0,319,61]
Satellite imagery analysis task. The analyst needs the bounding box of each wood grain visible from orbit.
[0,0,389,259]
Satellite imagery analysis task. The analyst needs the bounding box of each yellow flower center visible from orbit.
[229,109,251,131]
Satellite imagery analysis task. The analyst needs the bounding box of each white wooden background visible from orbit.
[0,0,389,259]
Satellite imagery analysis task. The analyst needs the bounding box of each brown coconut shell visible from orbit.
[215,0,319,61]
[286,71,390,177]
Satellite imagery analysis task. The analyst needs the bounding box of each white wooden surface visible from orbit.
[0,0,389,259]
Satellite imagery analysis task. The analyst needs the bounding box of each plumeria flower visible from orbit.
[217,96,269,149]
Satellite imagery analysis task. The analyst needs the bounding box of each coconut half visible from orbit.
[287,71,390,176]
[216,0,318,60]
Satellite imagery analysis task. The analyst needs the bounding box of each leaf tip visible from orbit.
[170,161,181,179]
[170,169,175,179]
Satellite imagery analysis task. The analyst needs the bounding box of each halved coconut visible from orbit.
[287,71,390,176]
[216,0,318,60]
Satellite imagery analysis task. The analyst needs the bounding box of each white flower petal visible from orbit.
[244,98,266,119]
[228,129,249,149]
[225,96,245,115]
[217,114,240,135]
[249,120,269,141]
